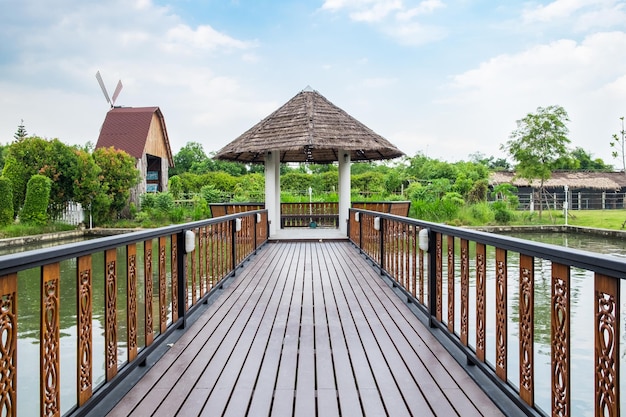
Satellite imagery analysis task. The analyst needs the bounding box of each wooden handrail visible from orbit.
[0,210,268,417]
[349,208,622,417]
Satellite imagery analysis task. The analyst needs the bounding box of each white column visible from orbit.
[264,151,280,235]
[338,149,351,235]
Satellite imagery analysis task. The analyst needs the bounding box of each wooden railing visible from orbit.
[0,210,268,417]
[209,202,410,228]
[349,208,622,417]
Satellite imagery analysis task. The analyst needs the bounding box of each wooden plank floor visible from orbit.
[106,242,504,417]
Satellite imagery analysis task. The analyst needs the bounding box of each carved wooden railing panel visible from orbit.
[0,210,267,417]
[104,249,117,381]
[519,254,534,406]
[348,208,625,417]
[594,273,619,417]
[41,263,60,417]
[77,255,93,406]
[0,273,17,417]
[144,240,154,347]
[495,247,507,382]
[127,245,138,363]
[551,262,570,417]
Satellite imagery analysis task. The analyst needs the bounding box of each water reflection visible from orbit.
[16,241,173,416]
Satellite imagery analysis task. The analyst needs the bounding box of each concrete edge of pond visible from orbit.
[471,224,626,239]
[0,228,139,249]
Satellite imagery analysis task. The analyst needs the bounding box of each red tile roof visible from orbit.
[95,106,173,165]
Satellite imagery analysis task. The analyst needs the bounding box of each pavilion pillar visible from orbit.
[265,151,280,236]
[338,149,351,235]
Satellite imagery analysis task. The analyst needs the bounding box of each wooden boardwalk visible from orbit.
[105,241,504,417]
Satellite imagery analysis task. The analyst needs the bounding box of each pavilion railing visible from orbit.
[349,208,622,417]
[0,210,268,417]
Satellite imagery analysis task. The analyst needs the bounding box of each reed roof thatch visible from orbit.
[214,87,404,163]
[490,171,626,191]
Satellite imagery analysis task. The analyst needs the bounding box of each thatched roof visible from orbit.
[490,171,626,191]
[214,87,404,163]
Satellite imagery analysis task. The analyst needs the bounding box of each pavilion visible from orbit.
[214,86,404,237]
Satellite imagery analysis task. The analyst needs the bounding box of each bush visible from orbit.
[0,177,13,226]
[491,201,513,224]
[140,193,157,211]
[20,175,52,225]
[155,192,175,214]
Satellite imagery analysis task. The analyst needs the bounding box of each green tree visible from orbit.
[92,147,140,223]
[0,177,13,226]
[501,105,571,218]
[610,117,625,174]
[170,141,208,177]
[20,175,52,225]
[3,136,50,215]
[14,120,27,140]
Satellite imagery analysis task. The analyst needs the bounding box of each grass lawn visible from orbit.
[513,209,626,230]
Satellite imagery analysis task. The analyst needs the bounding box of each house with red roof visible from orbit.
[95,106,174,204]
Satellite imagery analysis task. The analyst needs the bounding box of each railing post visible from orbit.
[177,231,187,329]
[231,219,237,276]
[379,217,385,275]
[428,230,438,328]
[359,212,363,251]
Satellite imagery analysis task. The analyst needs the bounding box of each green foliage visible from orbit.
[169,176,183,199]
[155,192,175,214]
[491,183,520,209]
[491,201,514,224]
[411,192,464,222]
[170,141,207,177]
[1,136,100,218]
[233,173,264,202]
[0,177,13,226]
[352,171,385,196]
[140,193,157,210]
[14,120,27,140]
[501,105,570,218]
[3,136,50,215]
[191,195,210,220]
[92,147,140,223]
[466,180,488,204]
[20,175,52,225]
[200,184,222,203]
[281,172,313,194]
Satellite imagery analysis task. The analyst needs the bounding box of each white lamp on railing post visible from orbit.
[418,228,430,252]
[185,230,195,253]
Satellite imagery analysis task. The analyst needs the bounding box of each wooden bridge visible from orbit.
[0,208,622,417]
[101,240,503,417]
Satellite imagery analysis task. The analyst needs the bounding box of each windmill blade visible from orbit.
[111,80,123,106]
[95,71,111,105]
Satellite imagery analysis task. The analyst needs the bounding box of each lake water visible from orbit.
[476,231,626,417]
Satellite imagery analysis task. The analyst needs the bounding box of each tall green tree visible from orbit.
[14,120,27,140]
[501,105,570,218]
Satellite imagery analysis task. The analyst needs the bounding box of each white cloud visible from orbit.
[430,31,626,162]
[522,0,626,31]
[320,0,447,45]
[163,24,256,53]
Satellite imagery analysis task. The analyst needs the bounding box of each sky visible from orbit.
[1,0,626,166]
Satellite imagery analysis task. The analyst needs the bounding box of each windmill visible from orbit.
[95,70,123,108]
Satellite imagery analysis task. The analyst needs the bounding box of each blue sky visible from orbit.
[1,0,625,164]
